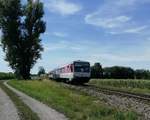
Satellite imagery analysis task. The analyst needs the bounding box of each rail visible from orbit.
[87,85,150,101]
[62,83,150,102]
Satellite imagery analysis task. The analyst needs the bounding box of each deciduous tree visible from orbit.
[0,0,45,79]
[91,63,103,78]
[38,66,45,76]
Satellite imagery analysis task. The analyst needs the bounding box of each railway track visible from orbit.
[86,85,150,102]
[62,83,150,102]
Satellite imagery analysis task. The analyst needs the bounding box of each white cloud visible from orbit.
[45,0,82,15]
[124,26,148,34]
[0,30,2,46]
[0,29,2,37]
[43,40,87,52]
[85,15,131,28]
[33,37,150,72]
[43,32,50,35]
[70,46,83,51]
[0,47,12,72]
[147,37,150,41]
[91,37,150,63]
[44,38,150,63]
[43,31,68,37]
[109,25,149,34]
[53,32,67,37]
[92,53,150,62]
[85,0,150,34]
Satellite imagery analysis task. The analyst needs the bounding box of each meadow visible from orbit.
[89,79,150,95]
[9,80,137,120]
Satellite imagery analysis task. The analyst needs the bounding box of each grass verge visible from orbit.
[89,79,150,95]
[0,81,40,120]
[9,80,137,120]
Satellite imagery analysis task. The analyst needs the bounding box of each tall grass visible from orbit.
[9,80,137,120]
[90,79,150,94]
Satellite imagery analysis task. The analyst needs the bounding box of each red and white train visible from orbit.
[49,60,91,84]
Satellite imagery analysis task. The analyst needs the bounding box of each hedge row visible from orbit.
[0,72,15,80]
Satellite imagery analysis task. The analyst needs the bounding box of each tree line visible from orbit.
[91,63,150,80]
[0,72,15,80]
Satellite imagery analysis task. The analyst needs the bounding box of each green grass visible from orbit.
[9,80,137,120]
[89,79,150,95]
[0,81,40,120]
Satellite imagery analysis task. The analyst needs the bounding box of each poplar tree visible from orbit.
[0,0,45,79]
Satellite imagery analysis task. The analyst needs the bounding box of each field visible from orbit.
[89,79,150,95]
[8,80,137,120]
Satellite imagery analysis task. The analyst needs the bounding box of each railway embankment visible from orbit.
[62,82,150,120]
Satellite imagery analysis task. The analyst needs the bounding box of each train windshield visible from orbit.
[74,62,90,72]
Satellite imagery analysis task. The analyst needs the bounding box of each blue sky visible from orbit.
[0,0,150,73]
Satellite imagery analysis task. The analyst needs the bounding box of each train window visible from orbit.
[70,65,73,72]
[74,62,90,72]
[74,66,90,72]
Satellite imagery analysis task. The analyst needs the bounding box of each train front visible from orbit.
[72,61,91,84]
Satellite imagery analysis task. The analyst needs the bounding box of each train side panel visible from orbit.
[60,72,74,80]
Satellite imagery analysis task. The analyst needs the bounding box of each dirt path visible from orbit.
[4,82,67,120]
[0,87,19,120]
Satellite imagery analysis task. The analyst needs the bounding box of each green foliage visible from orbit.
[91,63,150,79]
[9,80,137,120]
[91,63,103,78]
[0,0,22,76]
[37,66,45,76]
[0,72,15,80]
[126,112,137,120]
[115,112,138,120]
[114,112,125,120]
[103,66,135,79]
[135,69,150,79]
[114,111,137,120]
[0,0,45,79]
